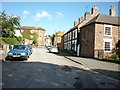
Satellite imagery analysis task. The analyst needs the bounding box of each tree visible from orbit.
[50,34,55,45]
[0,11,20,37]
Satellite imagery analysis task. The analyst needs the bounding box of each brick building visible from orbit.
[62,6,120,58]
[80,6,120,58]
[20,26,45,46]
[62,6,99,56]
[54,32,64,50]
[44,35,52,46]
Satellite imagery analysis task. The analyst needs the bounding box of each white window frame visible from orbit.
[31,30,34,34]
[68,33,69,40]
[72,31,74,39]
[75,29,77,38]
[104,24,112,37]
[70,32,71,40]
[75,40,77,51]
[103,39,112,53]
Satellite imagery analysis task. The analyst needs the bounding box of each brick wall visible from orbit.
[94,24,119,57]
[80,23,95,57]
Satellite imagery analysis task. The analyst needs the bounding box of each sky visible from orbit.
[2,2,119,35]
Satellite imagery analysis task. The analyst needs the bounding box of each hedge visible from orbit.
[1,37,21,45]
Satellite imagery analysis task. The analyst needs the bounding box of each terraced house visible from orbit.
[62,6,120,58]
[62,6,99,56]
[80,6,120,58]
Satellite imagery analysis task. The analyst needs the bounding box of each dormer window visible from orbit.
[104,24,112,37]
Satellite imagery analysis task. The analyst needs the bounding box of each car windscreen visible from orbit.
[13,45,26,50]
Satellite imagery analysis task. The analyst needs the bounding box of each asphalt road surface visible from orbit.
[2,47,120,88]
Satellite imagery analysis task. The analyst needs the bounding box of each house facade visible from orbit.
[62,26,78,55]
[20,26,45,46]
[62,6,99,56]
[62,6,120,58]
[80,14,120,58]
[54,32,64,46]
[54,32,64,50]
[44,35,52,46]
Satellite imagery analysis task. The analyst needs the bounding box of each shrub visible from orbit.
[110,54,118,60]
[2,38,21,45]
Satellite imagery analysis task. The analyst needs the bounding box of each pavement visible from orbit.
[59,51,120,81]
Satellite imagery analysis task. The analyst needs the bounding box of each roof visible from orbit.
[63,25,78,36]
[20,26,45,31]
[83,14,120,27]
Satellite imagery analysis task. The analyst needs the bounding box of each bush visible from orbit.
[2,37,21,45]
[110,54,118,60]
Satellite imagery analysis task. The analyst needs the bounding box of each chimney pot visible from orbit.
[79,17,84,23]
[109,6,116,16]
[92,6,99,15]
[84,12,90,19]
[74,21,79,26]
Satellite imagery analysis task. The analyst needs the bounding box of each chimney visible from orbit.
[84,12,90,19]
[109,6,116,16]
[74,21,79,26]
[79,17,84,23]
[92,6,99,15]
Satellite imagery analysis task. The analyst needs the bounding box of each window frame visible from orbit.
[103,39,112,53]
[104,24,112,37]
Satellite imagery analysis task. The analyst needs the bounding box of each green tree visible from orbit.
[22,29,32,40]
[50,34,55,45]
[0,11,20,38]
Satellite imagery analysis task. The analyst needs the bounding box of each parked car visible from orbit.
[49,46,59,54]
[27,45,33,55]
[46,45,52,50]
[5,44,30,60]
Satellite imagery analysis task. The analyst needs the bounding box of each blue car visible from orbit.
[27,45,33,55]
[6,44,30,60]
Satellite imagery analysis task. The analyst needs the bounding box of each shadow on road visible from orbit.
[2,61,120,88]
[92,69,120,80]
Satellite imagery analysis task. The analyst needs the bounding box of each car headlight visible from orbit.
[8,53,13,55]
[21,53,26,55]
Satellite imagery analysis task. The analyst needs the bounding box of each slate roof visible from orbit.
[20,26,45,31]
[83,14,120,27]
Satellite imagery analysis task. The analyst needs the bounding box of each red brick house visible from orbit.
[80,13,120,58]
[62,6,99,56]
[20,26,45,46]
[62,6,120,58]
[54,32,64,50]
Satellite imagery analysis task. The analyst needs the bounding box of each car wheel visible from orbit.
[24,57,28,60]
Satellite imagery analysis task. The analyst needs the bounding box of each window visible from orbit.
[31,30,34,34]
[105,42,110,51]
[70,32,71,40]
[40,31,42,34]
[67,33,69,40]
[75,29,77,38]
[72,31,74,39]
[104,25,112,36]
[103,39,112,52]
[74,31,76,38]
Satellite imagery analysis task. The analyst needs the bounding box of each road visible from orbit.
[2,47,120,88]
[60,52,120,80]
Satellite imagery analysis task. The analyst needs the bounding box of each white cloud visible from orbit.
[56,12,63,17]
[34,10,52,21]
[23,10,30,15]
